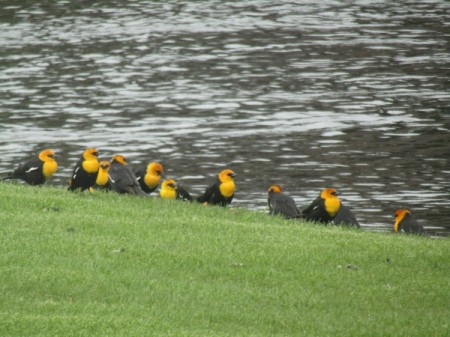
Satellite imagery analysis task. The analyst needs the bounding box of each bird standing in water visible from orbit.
[2,149,58,185]
[196,169,236,207]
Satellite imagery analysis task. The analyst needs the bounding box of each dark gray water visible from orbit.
[1,0,449,236]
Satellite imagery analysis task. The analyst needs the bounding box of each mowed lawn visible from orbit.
[0,183,448,337]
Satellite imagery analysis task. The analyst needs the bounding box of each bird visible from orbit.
[196,169,236,207]
[302,188,360,228]
[108,155,147,196]
[2,149,58,185]
[92,160,111,191]
[393,209,426,234]
[267,184,302,219]
[160,179,193,201]
[135,162,164,194]
[68,148,100,192]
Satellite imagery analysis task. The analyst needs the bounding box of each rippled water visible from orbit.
[1,0,449,236]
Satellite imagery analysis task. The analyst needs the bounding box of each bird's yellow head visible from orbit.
[99,160,110,171]
[147,162,164,176]
[321,188,339,200]
[394,209,410,233]
[83,148,99,160]
[112,155,127,165]
[219,169,236,183]
[162,179,177,190]
[268,184,283,193]
[395,209,410,218]
[39,149,56,161]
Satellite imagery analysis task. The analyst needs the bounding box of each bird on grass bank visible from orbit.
[160,179,193,201]
[108,155,147,196]
[91,160,111,191]
[2,149,58,186]
[196,169,236,207]
[68,148,100,192]
[302,188,360,228]
[267,184,302,219]
[394,209,426,234]
[135,162,164,194]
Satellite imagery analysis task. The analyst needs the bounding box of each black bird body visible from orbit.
[196,169,236,207]
[109,155,147,196]
[3,149,57,186]
[303,188,360,228]
[267,185,301,219]
[394,209,425,234]
[68,148,99,192]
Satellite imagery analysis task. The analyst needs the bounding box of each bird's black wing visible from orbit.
[4,156,45,185]
[68,158,96,191]
[269,193,301,219]
[134,167,152,193]
[109,164,146,196]
[400,214,426,234]
[135,167,145,181]
[333,204,360,228]
[177,185,193,201]
[196,177,220,203]
[302,196,330,223]
[302,196,321,215]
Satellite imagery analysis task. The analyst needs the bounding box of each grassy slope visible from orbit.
[0,183,448,337]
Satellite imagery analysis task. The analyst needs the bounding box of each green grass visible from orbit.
[0,183,448,337]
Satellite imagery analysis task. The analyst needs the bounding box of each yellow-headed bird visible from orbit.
[108,155,147,196]
[160,179,193,201]
[394,209,425,234]
[302,188,360,228]
[68,148,100,192]
[267,184,301,219]
[2,149,57,185]
[93,160,111,191]
[196,169,236,207]
[135,162,164,194]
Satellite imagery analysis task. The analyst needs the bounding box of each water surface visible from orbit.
[1,0,449,236]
